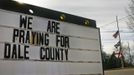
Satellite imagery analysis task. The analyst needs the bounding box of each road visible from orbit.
[105,68,134,75]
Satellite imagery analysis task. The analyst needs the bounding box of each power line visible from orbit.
[98,14,134,28]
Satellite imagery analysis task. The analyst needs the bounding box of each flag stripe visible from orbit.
[113,31,119,38]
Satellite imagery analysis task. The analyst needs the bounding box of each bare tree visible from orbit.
[122,43,134,66]
[127,0,134,66]
[127,0,134,31]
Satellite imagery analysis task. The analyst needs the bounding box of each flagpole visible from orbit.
[116,16,124,68]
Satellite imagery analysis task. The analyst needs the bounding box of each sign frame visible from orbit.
[0,0,104,75]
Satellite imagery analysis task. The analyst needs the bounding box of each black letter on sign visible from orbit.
[47,21,51,32]
[13,29,19,42]
[45,33,49,46]
[40,47,45,60]
[25,31,30,43]
[65,36,70,48]
[56,35,60,47]
[55,21,60,34]
[45,48,50,60]
[24,45,29,59]
[65,49,68,60]
[18,45,23,59]
[4,43,11,58]
[28,17,33,30]
[12,44,17,59]
[20,15,27,29]
[19,30,25,43]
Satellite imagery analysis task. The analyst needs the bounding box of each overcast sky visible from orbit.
[15,0,132,54]
[17,0,129,25]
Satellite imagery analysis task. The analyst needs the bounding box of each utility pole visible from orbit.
[116,16,124,68]
[128,42,132,64]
